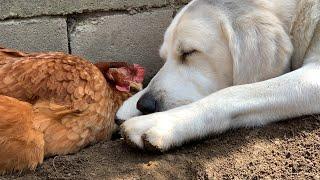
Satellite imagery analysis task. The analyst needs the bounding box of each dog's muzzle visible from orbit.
[136,92,158,115]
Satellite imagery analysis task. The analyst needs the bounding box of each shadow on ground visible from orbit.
[1,116,319,179]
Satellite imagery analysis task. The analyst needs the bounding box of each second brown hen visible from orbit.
[0,47,144,174]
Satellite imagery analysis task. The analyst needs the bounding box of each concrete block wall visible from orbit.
[0,17,69,52]
[0,0,189,82]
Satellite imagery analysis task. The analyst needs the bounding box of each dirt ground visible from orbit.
[1,116,319,180]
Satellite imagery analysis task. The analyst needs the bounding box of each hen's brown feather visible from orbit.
[0,95,44,174]
[0,48,130,173]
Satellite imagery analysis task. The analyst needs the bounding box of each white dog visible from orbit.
[116,0,320,151]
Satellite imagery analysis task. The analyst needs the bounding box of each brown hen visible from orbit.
[0,47,144,174]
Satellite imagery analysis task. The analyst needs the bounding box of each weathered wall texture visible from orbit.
[0,17,68,52]
[0,0,189,81]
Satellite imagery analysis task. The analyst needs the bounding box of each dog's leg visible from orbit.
[121,59,320,151]
[116,88,146,120]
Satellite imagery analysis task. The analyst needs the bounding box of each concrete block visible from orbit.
[0,0,169,20]
[0,17,68,53]
[70,9,173,82]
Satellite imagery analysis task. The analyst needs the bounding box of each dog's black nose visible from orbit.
[137,92,158,115]
[115,116,125,126]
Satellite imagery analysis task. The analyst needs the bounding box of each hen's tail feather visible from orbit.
[0,47,28,58]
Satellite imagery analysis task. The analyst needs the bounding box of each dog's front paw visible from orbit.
[121,113,178,152]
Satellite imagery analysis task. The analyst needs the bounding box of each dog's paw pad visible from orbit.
[121,131,141,149]
[142,134,163,153]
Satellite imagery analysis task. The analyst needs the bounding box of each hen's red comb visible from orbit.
[133,64,145,83]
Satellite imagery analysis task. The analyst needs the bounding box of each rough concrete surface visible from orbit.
[1,116,319,179]
[0,0,172,20]
[70,9,173,82]
[0,17,68,53]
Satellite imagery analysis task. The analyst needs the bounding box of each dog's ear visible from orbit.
[221,12,293,85]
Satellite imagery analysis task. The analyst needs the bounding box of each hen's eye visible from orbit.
[181,49,197,62]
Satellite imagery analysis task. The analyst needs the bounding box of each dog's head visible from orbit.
[116,0,293,122]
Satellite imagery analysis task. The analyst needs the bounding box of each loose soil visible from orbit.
[1,116,319,180]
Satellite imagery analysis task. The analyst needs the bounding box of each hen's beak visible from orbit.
[130,82,143,92]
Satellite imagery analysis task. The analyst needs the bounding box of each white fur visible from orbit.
[118,0,320,151]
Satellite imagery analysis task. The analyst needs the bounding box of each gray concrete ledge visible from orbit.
[0,0,188,20]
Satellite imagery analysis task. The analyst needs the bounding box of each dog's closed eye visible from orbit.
[181,49,198,62]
